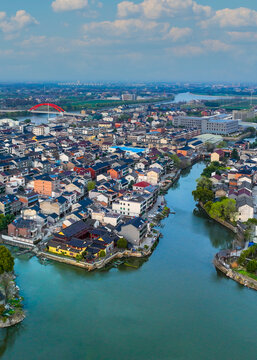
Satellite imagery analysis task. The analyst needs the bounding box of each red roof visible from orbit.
[133,181,151,188]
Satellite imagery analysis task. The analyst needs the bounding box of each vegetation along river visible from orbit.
[1,163,256,360]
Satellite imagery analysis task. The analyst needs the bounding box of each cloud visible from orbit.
[228,31,257,42]
[201,7,257,28]
[171,44,203,56]
[83,19,168,37]
[20,36,47,47]
[165,27,192,41]
[117,0,212,19]
[118,1,140,17]
[52,0,88,12]
[0,10,38,33]
[170,39,232,57]
[201,39,232,52]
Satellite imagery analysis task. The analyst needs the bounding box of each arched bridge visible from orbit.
[29,103,65,113]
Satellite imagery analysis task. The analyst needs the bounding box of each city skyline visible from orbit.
[0,0,257,82]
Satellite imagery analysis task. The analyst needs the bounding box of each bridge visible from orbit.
[29,110,87,118]
[0,103,88,118]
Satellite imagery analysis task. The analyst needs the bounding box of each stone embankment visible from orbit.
[213,254,257,291]
[39,247,152,271]
[0,313,25,328]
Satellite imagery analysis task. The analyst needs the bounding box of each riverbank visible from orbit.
[198,202,240,235]
[3,162,257,360]
[213,252,257,291]
[0,273,25,328]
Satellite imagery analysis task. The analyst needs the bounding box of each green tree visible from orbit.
[0,304,5,315]
[192,188,214,204]
[201,161,226,178]
[0,214,15,231]
[24,119,31,124]
[231,148,239,160]
[87,181,96,191]
[246,259,257,273]
[209,198,237,221]
[205,142,215,152]
[0,246,14,274]
[209,201,223,218]
[217,141,227,148]
[196,176,212,190]
[117,237,128,249]
[169,154,181,168]
[99,250,106,258]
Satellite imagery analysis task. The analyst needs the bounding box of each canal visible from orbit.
[1,163,257,360]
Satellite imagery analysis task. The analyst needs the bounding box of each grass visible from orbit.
[235,269,257,282]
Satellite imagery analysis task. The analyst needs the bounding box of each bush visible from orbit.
[0,246,14,274]
[117,238,128,249]
[246,260,257,273]
[0,304,5,315]
[87,181,96,191]
[99,250,106,258]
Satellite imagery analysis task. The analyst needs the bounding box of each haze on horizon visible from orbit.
[0,0,257,83]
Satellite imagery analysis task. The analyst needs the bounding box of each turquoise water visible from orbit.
[1,163,256,360]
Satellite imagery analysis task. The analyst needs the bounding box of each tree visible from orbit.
[99,250,106,258]
[0,273,12,304]
[24,119,31,124]
[169,154,181,168]
[192,188,214,204]
[245,127,256,137]
[196,177,212,190]
[201,161,226,178]
[0,304,5,315]
[231,148,239,161]
[87,181,96,191]
[222,198,237,221]
[205,142,215,152]
[246,259,257,273]
[0,214,15,231]
[117,237,128,249]
[217,141,227,148]
[0,246,14,274]
[209,198,237,221]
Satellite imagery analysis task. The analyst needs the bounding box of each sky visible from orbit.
[1,0,257,82]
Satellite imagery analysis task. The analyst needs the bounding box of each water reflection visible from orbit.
[181,167,192,177]
[0,325,22,358]
[193,207,234,249]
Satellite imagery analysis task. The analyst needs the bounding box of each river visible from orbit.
[16,92,226,124]
[1,163,256,360]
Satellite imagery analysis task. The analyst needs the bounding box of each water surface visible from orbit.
[1,163,256,360]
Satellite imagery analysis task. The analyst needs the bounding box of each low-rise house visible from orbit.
[237,196,254,222]
[0,194,22,215]
[40,196,70,217]
[211,149,224,162]
[146,168,161,186]
[18,192,39,208]
[8,218,43,245]
[117,217,147,245]
[34,174,59,197]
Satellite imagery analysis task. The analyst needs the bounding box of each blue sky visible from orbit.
[1,0,257,82]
